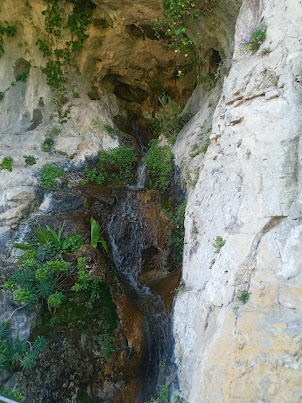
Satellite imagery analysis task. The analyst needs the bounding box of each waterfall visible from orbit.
[106,189,170,402]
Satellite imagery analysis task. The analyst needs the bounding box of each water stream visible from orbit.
[105,122,171,401]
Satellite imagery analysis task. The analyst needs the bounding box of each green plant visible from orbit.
[169,201,186,267]
[104,124,114,134]
[72,91,80,98]
[84,166,108,185]
[151,384,169,403]
[42,137,54,152]
[233,305,239,311]
[260,47,271,56]
[0,156,12,171]
[0,321,46,372]
[0,92,4,100]
[37,0,95,117]
[5,224,84,307]
[154,1,195,53]
[16,71,30,82]
[99,146,137,184]
[0,386,24,402]
[40,163,65,190]
[36,38,52,57]
[246,150,251,158]
[93,329,117,362]
[213,236,225,253]
[0,21,17,56]
[90,217,108,251]
[48,291,65,309]
[239,24,267,53]
[174,286,185,297]
[143,140,173,192]
[85,146,138,186]
[238,290,250,304]
[23,155,37,165]
[150,99,192,143]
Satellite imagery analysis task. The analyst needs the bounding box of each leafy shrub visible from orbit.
[0,156,12,171]
[40,163,65,190]
[239,24,267,53]
[4,222,118,363]
[47,291,65,309]
[143,140,173,191]
[5,224,83,307]
[23,155,37,165]
[0,321,46,371]
[0,92,4,100]
[85,146,137,186]
[238,290,250,304]
[85,166,108,185]
[0,386,24,402]
[42,137,54,152]
[72,91,80,98]
[153,1,195,53]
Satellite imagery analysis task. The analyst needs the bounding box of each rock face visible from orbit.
[173,0,302,401]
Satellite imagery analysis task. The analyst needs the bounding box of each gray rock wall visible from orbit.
[173,0,302,401]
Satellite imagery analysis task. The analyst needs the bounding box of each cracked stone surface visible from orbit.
[173,0,302,401]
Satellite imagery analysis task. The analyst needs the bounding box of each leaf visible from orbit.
[90,216,100,249]
[46,225,60,243]
[12,243,33,251]
[100,239,108,252]
[0,321,10,340]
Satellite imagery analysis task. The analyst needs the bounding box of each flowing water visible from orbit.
[106,188,170,401]
[105,121,171,401]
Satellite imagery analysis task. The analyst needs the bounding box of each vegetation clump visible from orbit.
[150,96,192,144]
[154,0,196,53]
[0,321,46,371]
[36,0,96,118]
[23,155,37,165]
[213,236,225,253]
[3,223,118,365]
[238,290,250,304]
[143,140,173,192]
[40,163,65,190]
[42,137,54,152]
[0,156,12,171]
[0,21,17,56]
[238,24,267,53]
[84,146,138,186]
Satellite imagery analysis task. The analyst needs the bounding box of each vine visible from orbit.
[36,0,96,120]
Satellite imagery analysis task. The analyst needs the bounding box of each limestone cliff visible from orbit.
[0,0,301,401]
[173,0,302,401]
